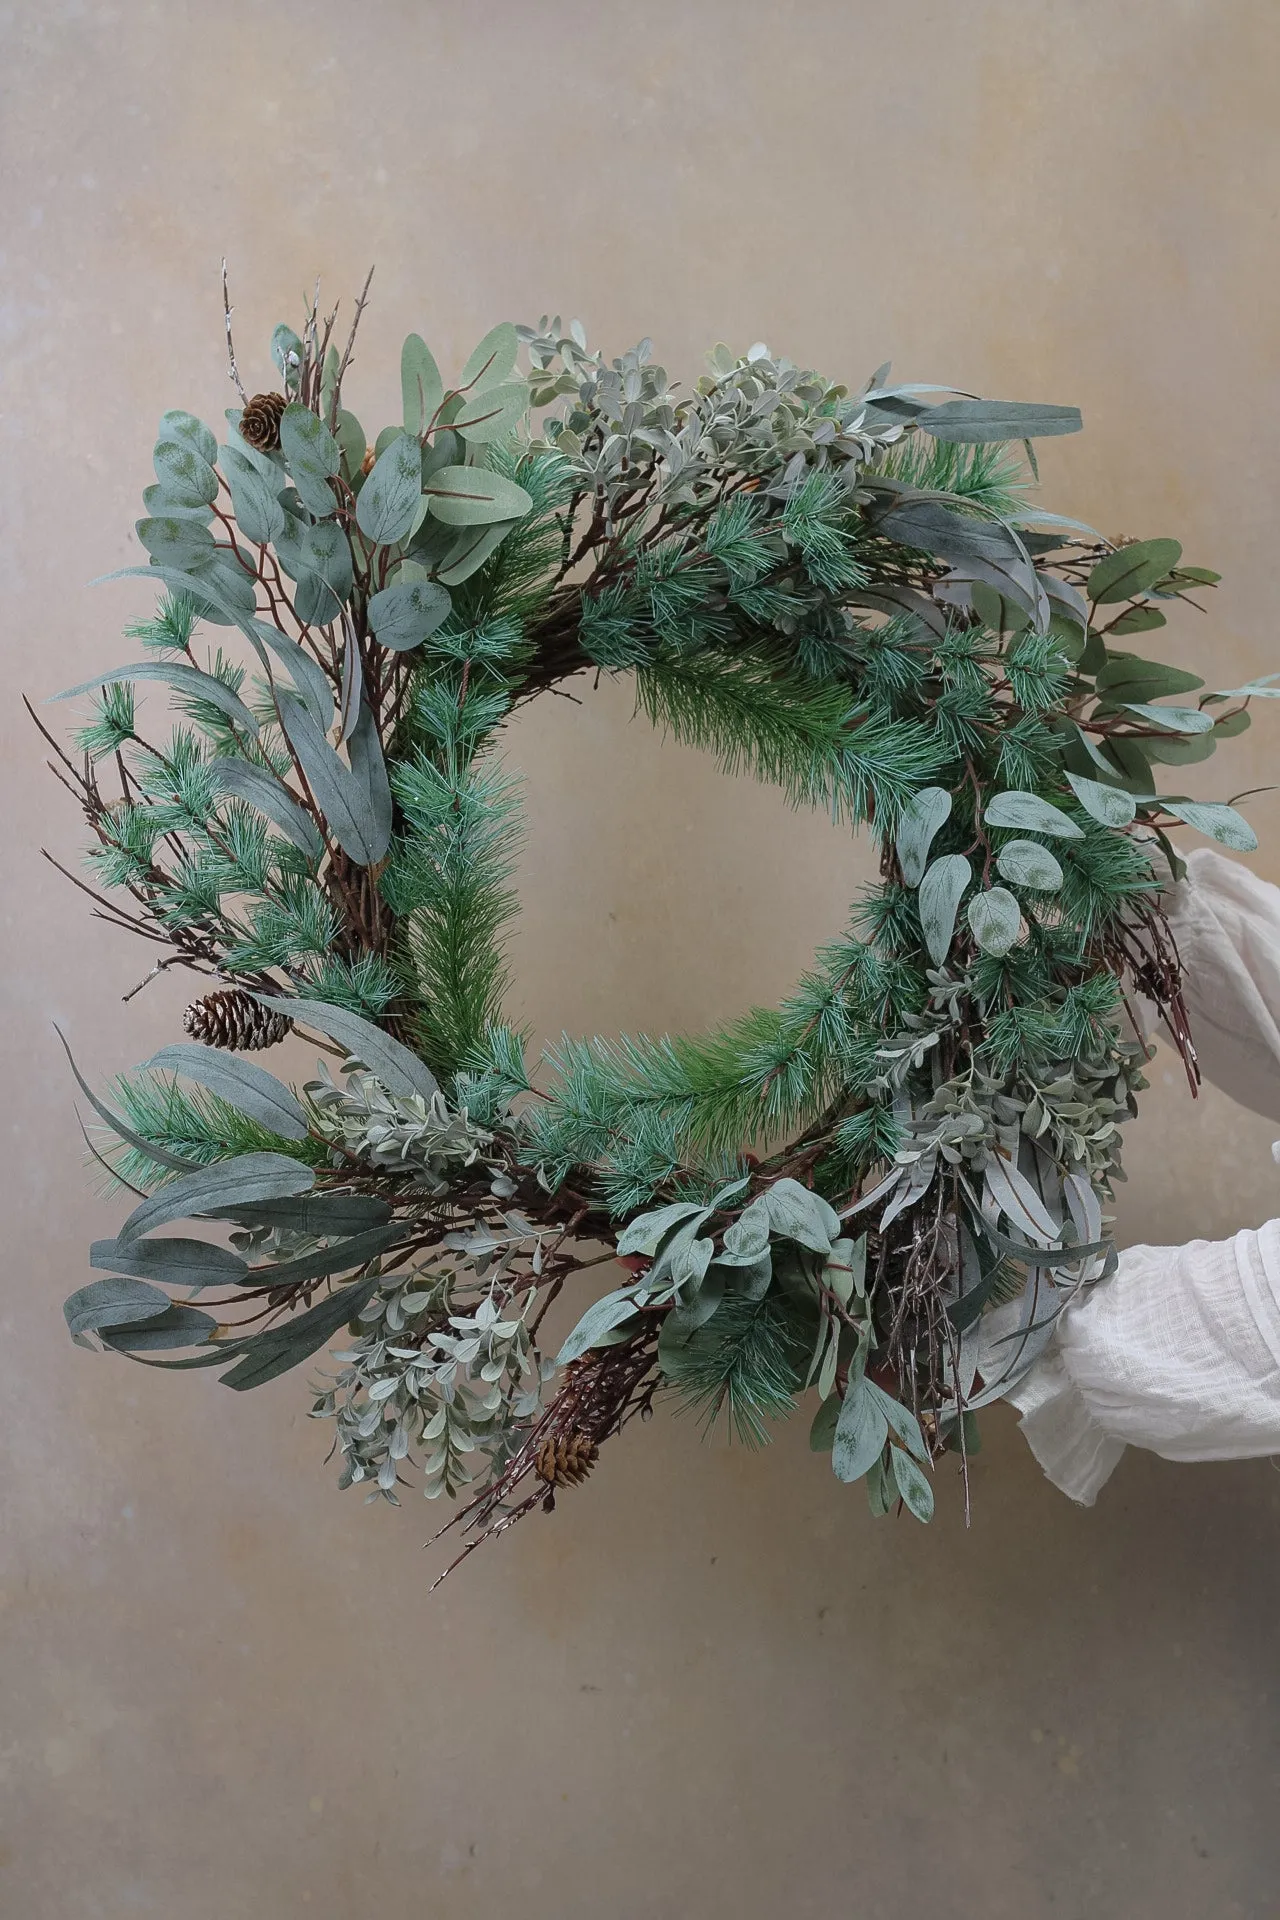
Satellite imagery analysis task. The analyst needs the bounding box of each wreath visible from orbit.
[40,271,1269,1574]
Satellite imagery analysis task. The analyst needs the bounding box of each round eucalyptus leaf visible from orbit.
[1165,800,1258,853]
[995,839,1064,891]
[896,786,952,888]
[1064,772,1137,827]
[918,854,972,967]
[984,790,1084,839]
[967,886,1022,956]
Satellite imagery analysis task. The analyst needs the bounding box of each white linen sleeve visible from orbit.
[1007,848,1280,1502]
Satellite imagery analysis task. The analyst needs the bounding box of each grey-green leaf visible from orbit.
[424,466,533,527]
[967,886,1022,955]
[918,853,972,966]
[367,577,452,651]
[831,1380,888,1484]
[453,379,529,445]
[218,1276,381,1391]
[616,1201,710,1258]
[252,996,440,1102]
[460,321,519,393]
[761,1177,840,1253]
[276,690,389,866]
[278,402,341,519]
[90,1236,248,1291]
[402,333,444,436]
[65,1276,171,1346]
[995,839,1063,890]
[135,515,217,569]
[984,790,1084,838]
[1121,702,1214,735]
[101,1304,219,1352]
[1064,771,1137,827]
[157,409,217,466]
[556,1288,642,1366]
[1088,539,1183,603]
[435,520,518,585]
[141,1045,309,1140]
[52,662,259,737]
[356,431,423,546]
[116,1152,314,1247]
[917,399,1082,442]
[220,444,285,546]
[153,437,219,509]
[217,1192,392,1237]
[895,786,952,887]
[866,1382,931,1466]
[890,1445,935,1521]
[210,757,322,859]
[1165,800,1258,852]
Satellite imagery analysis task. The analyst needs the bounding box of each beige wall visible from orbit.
[4,3,1280,1914]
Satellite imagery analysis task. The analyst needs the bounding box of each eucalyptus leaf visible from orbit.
[1096,653,1203,701]
[252,996,440,1102]
[135,515,217,570]
[917,399,1081,442]
[402,333,444,436]
[117,1152,315,1247]
[1121,703,1213,734]
[141,1045,309,1140]
[967,886,1022,956]
[368,577,452,651]
[90,1236,248,1291]
[356,432,423,546]
[101,1304,218,1352]
[617,1201,710,1259]
[218,1276,381,1391]
[64,1276,171,1347]
[453,379,529,445]
[278,402,341,519]
[556,1288,643,1366]
[53,1025,201,1174]
[889,1445,935,1521]
[210,757,323,859]
[435,520,518,585]
[276,689,390,867]
[423,466,533,527]
[1064,771,1137,827]
[1087,539,1183,604]
[918,853,972,966]
[831,1379,888,1484]
[220,444,286,546]
[866,1381,930,1465]
[157,409,217,466]
[460,321,519,393]
[995,839,1063,890]
[153,437,219,509]
[984,791,1084,838]
[51,661,260,738]
[236,1223,409,1292]
[895,786,952,888]
[1165,800,1258,852]
[216,1192,392,1236]
[762,1177,840,1253]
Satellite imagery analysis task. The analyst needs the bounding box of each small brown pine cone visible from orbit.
[535,1432,599,1489]
[240,392,287,451]
[182,988,292,1052]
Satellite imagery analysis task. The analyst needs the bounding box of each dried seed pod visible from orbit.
[182,988,292,1051]
[239,391,287,451]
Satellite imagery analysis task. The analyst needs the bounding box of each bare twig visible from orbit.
[221,259,248,404]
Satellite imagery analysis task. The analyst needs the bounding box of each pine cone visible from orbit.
[182,988,292,1051]
[535,1432,599,1489]
[239,391,287,451]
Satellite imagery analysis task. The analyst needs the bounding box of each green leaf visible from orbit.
[356,431,423,546]
[218,1276,381,1391]
[367,577,452,651]
[53,1025,201,1174]
[761,1177,840,1253]
[1121,703,1213,734]
[157,409,217,466]
[1064,771,1137,826]
[1165,800,1258,852]
[866,1381,930,1464]
[454,378,529,445]
[809,1394,840,1453]
[556,1287,643,1365]
[460,321,519,393]
[217,1193,392,1237]
[291,519,354,625]
[984,790,1084,838]
[402,333,444,436]
[135,515,217,569]
[1088,539,1183,604]
[101,1304,218,1352]
[435,520,519,585]
[1103,604,1167,636]
[278,402,341,519]
[65,1276,171,1347]
[141,1045,309,1140]
[275,689,390,866]
[895,785,952,887]
[252,995,440,1102]
[831,1379,888,1484]
[890,1445,935,1521]
[116,1152,315,1247]
[219,444,285,546]
[90,1236,248,1291]
[967,886,1022,955]
[1096,652,1203,701]
[52,661,260,737]
[423,466,534,527]
[617,1201,710,1258]
[918,853,972,966]
[995,839,1064,890]
[917,399,1082,442]
[271,326,303,382]
[152,438,219,509]
[209,757,323,859]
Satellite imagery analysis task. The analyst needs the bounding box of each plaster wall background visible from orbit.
[2,4,1278,1915]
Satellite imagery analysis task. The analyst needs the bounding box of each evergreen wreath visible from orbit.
[39,269,1273,1575]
